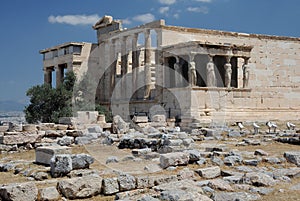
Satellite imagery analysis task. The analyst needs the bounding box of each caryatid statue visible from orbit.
[189,61,197,86]
[206,55,216,87]
[224,56,232,88]
[243,57,250,88]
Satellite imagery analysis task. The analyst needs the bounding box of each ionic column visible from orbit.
[242,57,250,88]
[121,36,128,99]
[44,68,53,86]
[56,65,64,88]
[109,39,117,98]
[144,29,152,99]
[131,33,139,99]
[188,53,197,86]
[174,56,182,87]
[224,56,232,88]
[206,55,216,87]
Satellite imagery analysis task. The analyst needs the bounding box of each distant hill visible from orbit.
[0,100,26,111]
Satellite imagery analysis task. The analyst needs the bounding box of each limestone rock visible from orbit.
[183,149,201,163]
[196,166,221,179]
[118,173,136,191]
[212,192,261,201]
[102,177,119,195]
[75,133,99,145]
[106,156,119,164]
[87,125,103,133]
[57,136,74,146]
[208,179,234,191]
[159,152,189,169]
[0,132,41,145]
[71,154,94,169]
[154,180,203,195]
[244,172,276,187]
[35,146,71,165]
[160,189,212,201]
[224,155,243,166]
[0,182,38,201]
[50,154,72,177]
[284,151,300,166]
[113,115,129,134]
[57,175,102,199]
[254,149,269,156]
[38,186,60,201]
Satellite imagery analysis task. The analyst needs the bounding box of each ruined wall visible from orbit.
[161,27,300,122]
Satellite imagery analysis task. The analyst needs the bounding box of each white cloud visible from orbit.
[173,13,180,19]
[132,13,155,23]
[158,0,176,5]
[194,0,212,3]
[48,14,100,26]
[122,18,132,25]
[159,6,170,14]
[187,6,209,14]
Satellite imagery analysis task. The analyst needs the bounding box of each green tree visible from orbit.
[24,71,75,123]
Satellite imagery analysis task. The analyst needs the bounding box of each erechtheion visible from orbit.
[40,15,300,126]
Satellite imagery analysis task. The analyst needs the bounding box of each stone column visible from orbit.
[44,68,53,86]
[56,65,64,88]
[131,33,139,99]
[174,56,182,87]
[109,39,117,98]
[188,53,197,86]
[144,29,152,99]
[121,36,128,99]
[242,57,250,88]
[224,56,232,88]
[206,55,216,87]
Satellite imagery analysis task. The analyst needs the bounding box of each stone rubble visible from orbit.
[1,115,300,200]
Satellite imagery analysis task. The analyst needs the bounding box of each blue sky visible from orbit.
[0,0,300,104]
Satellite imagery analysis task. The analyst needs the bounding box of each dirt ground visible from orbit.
[1,140,300,201]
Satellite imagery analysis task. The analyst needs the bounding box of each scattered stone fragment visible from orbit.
[254,149,269,156]
[249,187,275,195]
[35,146,71,165]
[0,182,38,201]
[212,191,261,201]
[184,149,202,163]
[57,175,102,199]
[106,156,119,164]
[159,152,189,169]
[71,154,94,169]
[33,171,48,181]
[113,115,129,134]
[118,173,136,191]
[38,186,60,201]
[284,151,300,166]
[50,154,72,178]
[87,125,102,133]
[160,189,212,201]
[224,155,243,166]
[244,172,276,187]
[177,168,195,180]
[208,179,234,191]
[196,166,221,179]
[57,136,74,146]
[102,177,119,195]
[243,159,260,166]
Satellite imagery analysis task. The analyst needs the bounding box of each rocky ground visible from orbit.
[0,115,300,201]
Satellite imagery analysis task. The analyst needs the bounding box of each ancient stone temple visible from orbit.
[40,15,300,126]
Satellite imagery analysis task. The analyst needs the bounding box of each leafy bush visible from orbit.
[24,71,75,123]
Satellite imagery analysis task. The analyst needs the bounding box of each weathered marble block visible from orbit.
[0,132,40,145]
[35,146,71,165]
